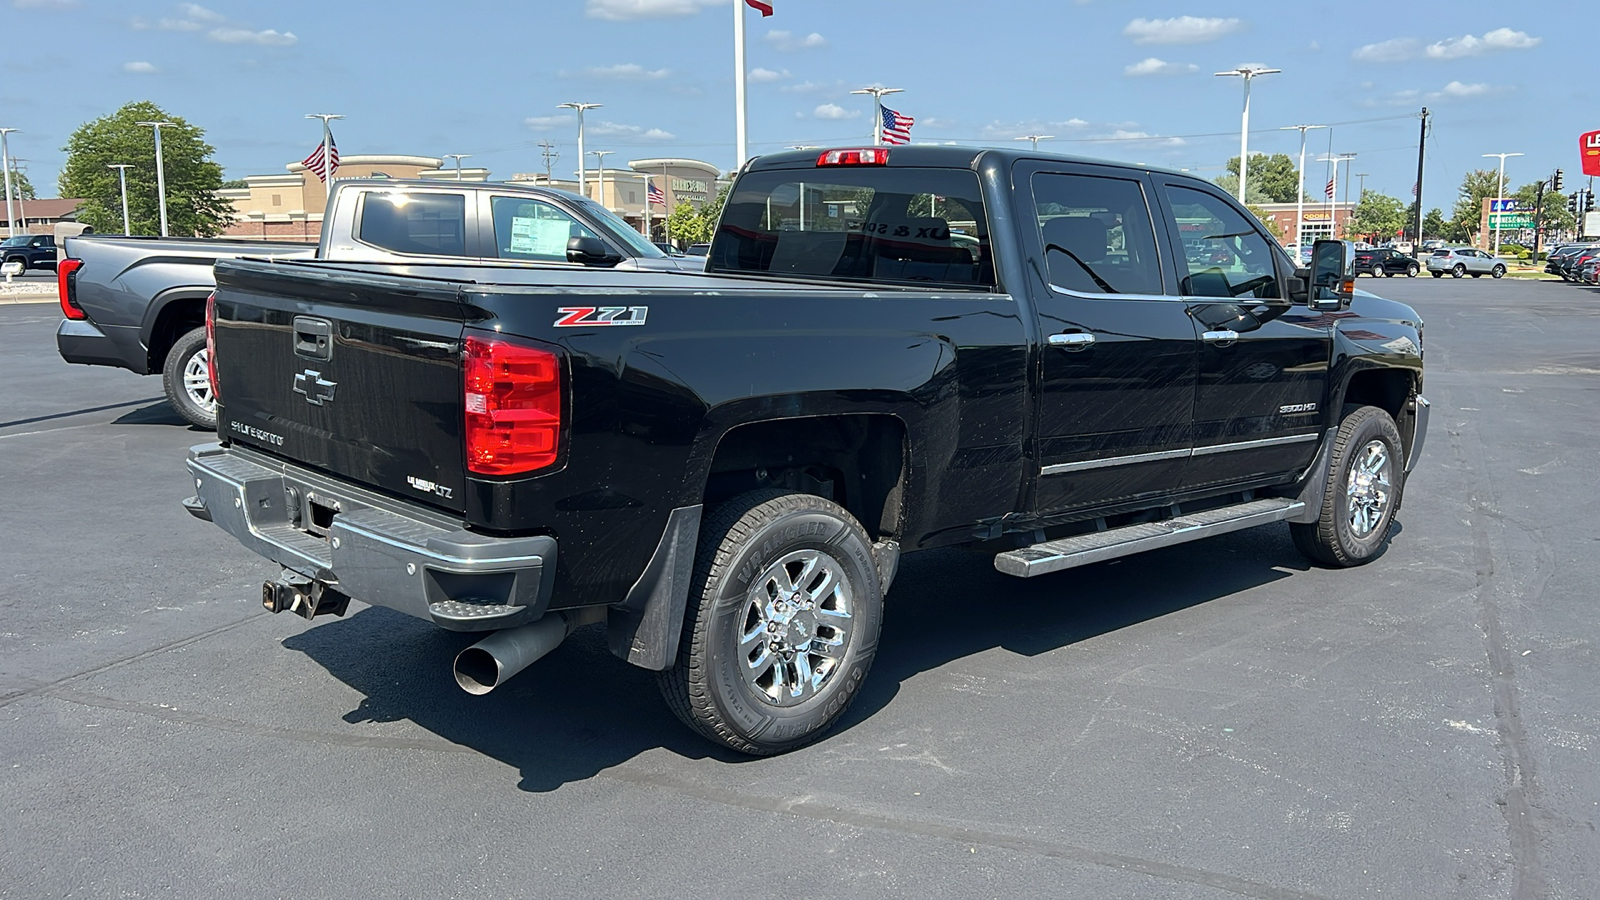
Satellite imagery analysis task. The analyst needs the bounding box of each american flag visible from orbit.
[880,106,914,144]
[744,0,773,14]
[647,180,665,206]
[302,134,339,182]
[1325,178,1335,199]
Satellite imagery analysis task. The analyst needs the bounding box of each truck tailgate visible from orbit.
[212,261,470,515]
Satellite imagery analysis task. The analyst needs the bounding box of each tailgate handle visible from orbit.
[293,317,333,361]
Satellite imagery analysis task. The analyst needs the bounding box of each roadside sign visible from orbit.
[1583,130,1600,177]
[1489,213,1534,229]
[1490,199,1524,212]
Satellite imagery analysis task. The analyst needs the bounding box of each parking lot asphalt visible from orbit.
[2,278,1597,899]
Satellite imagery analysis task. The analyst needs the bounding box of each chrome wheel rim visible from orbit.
[1345,439,1393,538]
[183,348,216,415]
[737,548,854,707]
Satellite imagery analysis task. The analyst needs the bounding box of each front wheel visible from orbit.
[162,326,217,430]
[1290,405,1403,567]
[1452,264,1466,278]
[657,489,883,755]
[1407,265,1419,277]
[1491,265,1506,278]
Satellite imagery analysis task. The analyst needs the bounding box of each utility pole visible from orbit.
[1215,65,1281,204]
[444,154,470,180]
[1355,173,1369,198]
[850,87,904,146]
[538,140,559,183]
[8,158,28,235]
[135,120,175,236]
[0,127,20,238]
[558,102,602,197]
[1412,107,1429,254]
[108,164,133,235]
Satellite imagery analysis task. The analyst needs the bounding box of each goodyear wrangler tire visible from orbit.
[1290,405,1403,568]
[656,489,882,755]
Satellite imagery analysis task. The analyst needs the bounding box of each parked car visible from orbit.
[1420,240,1446,252]
[1354,247,1420,277]
[1579,254,1600,285]
[1553,245,1599,281]
[0,233,57,271]
[184,144,1428,755]
[58,179,694,429]
[1426,247,1507,278]
[684,242,711,257]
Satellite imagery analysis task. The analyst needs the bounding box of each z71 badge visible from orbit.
[554,306,649,327]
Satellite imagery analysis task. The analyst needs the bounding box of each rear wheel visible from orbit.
[162,327,217,430]
[1290,405,1403,567]
[657,489,883,755]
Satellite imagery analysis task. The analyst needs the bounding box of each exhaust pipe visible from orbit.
[452,609,603,695]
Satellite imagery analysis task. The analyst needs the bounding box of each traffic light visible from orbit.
[1587,191,1596,214]
[1553,169,1564,192]
[1570,194,1581,214]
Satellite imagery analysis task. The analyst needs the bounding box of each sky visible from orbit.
[1,0,1590,216]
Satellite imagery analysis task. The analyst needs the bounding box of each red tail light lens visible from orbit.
[57,258,85,320]
[204,291,220,403]
[464,335,562,476]
[817,148,889,166]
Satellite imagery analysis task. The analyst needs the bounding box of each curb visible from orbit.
[0,294,57,305]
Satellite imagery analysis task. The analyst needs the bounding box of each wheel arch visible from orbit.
[141,288,211,374]
[1337,365,1419,462]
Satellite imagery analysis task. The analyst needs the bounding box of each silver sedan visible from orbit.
[1426,247,1508,279]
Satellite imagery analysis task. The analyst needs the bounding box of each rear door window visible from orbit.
[490,196,602,263]
[1030,172,1162,295]
[709,166,994,289]
[357,192,468,257]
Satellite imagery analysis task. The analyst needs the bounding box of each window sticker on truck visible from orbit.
[406,475,453,499]
[554,306,649,327]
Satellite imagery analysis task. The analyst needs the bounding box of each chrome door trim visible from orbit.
[1047,332,1096,349]
[1190,432,1319,456]
[1041,447,1191,476]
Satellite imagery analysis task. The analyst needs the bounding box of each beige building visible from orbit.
[511,157,727,239]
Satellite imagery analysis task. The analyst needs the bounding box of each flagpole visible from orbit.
[734,1,748,169]
[306,114,344,201]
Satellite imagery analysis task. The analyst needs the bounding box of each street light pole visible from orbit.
[444,154,470,181]
[1482,151,1524,255]
[108,164,133,235]
[588,150,613,208]
[850,87,903,146]
[0,128,19,238]
[135,120,174,236]
[1215,66,1281,204]
[1015,135,1054,151]
[1280,124,1326,251]
[558,102,602,197]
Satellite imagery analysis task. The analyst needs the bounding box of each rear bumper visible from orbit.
[184,443,556,631]
[56,319,137,369]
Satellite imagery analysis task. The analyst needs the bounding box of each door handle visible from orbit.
[1202,329,1239,346]
[1048,332,1096,351]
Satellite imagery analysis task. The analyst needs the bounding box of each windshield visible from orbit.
[709,166,994,289]
[571,196,664,258]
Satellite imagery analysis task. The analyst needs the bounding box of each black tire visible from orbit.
[1407,265,1419,277]
[1491,265,1505,279]
[1452,264,1465,278]
[657,489,883,756]
[161,326,217,430]
[1290,405,1404,568]
[1431,271,1443,278]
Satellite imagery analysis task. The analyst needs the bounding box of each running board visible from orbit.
[994,498,1305,578]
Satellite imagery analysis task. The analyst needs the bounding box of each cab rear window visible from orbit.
[708,167,994,289]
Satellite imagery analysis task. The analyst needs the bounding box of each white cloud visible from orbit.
[525,116,569,130]
[178,2,223,21]
[642,128,675,140]
[1091,130,1186,147]
[748,67,790,83]
[1352,38,1418,62]
[122,60,159,74]
[208,27,296,45]
[1437,81,1490,97]
[1426,28,1540,59]
[576,63,671,80]
[585,0,719,20]
[765,29,826,51]
[812,103,859,120]
[1124,57,1198,76]
[158,16,201,31]
[1123,16,1242,45]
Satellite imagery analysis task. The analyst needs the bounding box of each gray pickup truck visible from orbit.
[56,179,688,428]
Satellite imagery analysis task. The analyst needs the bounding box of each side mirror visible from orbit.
[1308,239,1355,311]
[566,235,622,267]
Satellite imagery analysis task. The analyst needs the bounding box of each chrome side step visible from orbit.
[993,498,1304,578]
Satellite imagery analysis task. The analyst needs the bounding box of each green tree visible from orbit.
[664,199,708,246]
[4,167,36,201]
[700,184,730,233]
[1448,169,1502,245]
[1213,153,1303,204]
[1347,190,1406,240]
[58,101,232,237]
[1422,208,1447,240]
[1509,180,1574,237]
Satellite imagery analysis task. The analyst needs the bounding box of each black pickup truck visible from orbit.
[186,146,1428,755]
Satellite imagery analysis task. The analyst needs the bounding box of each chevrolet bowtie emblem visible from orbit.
[293,369,337,405]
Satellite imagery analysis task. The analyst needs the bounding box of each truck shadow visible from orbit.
[282,522,1324,793]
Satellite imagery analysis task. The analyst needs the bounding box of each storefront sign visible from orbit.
[1582,130,1600,177]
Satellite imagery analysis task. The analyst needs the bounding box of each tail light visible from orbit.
[464,335,562,476]
[57,258,85,320]
[817,148,889,166]
[205,291,220,403]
